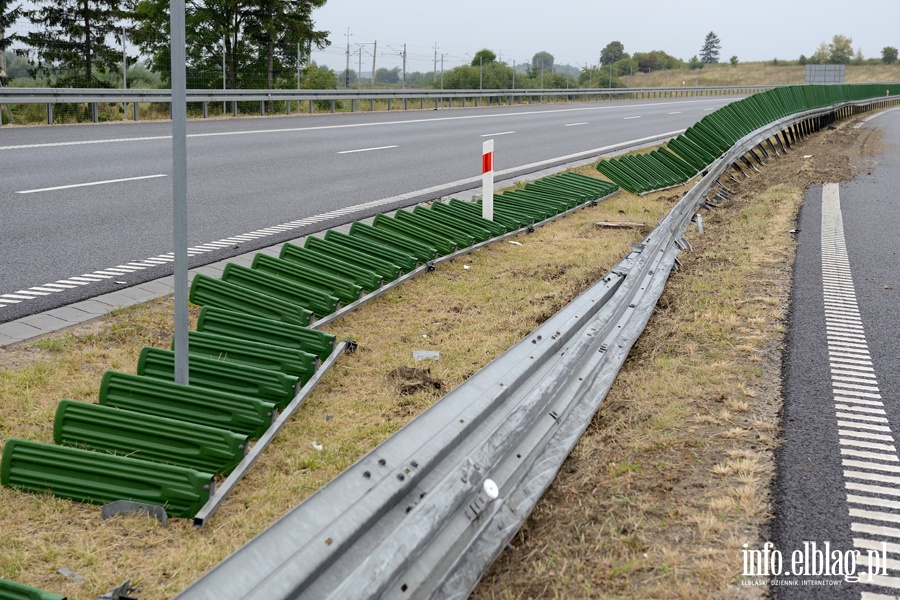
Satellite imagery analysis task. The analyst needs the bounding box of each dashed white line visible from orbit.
[337,145,399,154]
[564,122,588,127]
[480,131,515,137]
[667,111,682,115]
[623,116,642,120]
[15,174,167,194]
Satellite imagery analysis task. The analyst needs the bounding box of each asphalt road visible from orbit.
[0,96,736,322]
[774,109,900,599]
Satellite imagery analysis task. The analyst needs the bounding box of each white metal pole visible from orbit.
[170,0,189,384]
[482,139,494,221]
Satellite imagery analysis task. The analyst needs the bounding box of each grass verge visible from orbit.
[0,171,673,599]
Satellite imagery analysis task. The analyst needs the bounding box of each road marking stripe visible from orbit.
[845,460,900,473]
[338,145,399,154]
[857,537,900,556]
[851,509,900,525]
[836,405,887,415]
[841,430,896,442]
[843,449,898,460]
[840,422,894,433]
[15,174,167,194]
[667,111,682,114]
[835,389,884,399]
[846,470,900,484]
[0,294,36,300]
[623,116,642,120]
[861,589,900,598]
[564,122,588,127]
[833,367,877,376]
[853,522,900,538]
[835,397,886,407]
[480,131,515,137]
[16,289,50,296]
[27,286,66,293]
[841,440,896,452]
[837,413,889,424]
[849,495,900,510]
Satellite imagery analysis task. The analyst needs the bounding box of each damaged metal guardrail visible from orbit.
[176,97,894,600]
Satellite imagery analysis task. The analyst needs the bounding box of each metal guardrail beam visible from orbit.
[0,85,764,107]
[174,95,891,600]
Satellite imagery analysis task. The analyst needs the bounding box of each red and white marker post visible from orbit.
[482,139,494,221]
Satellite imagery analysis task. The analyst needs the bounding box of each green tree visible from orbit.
[687,55,703,70]
[828,34,853,64]
[301,63,336,108]
[21,0,131,86]
[700,31,720,64]
[882,46,898,64]
[812,41,829,64]
[375,66,399,84]
[245,0,328,94]
[798,54,808,65]
[729,55,738,66]
[633,50,682,73]
[600,41,626,66]
[470,48,496,66]
[0,0,21,81]
[531,50,554,74]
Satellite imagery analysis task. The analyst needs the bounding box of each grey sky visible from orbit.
[309,0,899,73]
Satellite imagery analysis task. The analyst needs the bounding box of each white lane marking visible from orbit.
[0,98,729,151]
[480,131,515,137]
[15,174,167,195]
[623,116,642,120]
[564,122,588,127]
[704,107,717,111]
[337,145,399,154]
[818,182,900,590]
[668,111,682,115]
[841,422,894,433]
[837,413,890,424]
[857,537,900,556]
[841,430,896,442]
[851,508,900,525]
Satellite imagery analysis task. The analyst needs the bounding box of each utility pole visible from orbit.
[356,47,362,89]
[297,42,301,89]
[371,40,377,88]
[403,43,407,88]
[433,43,438,83]
[344,28,351,88]
[222,36,226,113]
[122,26,127,119]
[479,55,483,90]
[512,59,516,89]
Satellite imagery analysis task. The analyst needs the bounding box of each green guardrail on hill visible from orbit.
[596,84,900,194]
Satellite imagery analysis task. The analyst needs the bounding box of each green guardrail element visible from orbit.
[196,306,335,362]
[432,200,507,237]
[280,243,383,292]
[596,83,900,194]
[99,371,276,439]
[221,263,341,318]
[306,235,403,282]
[372,214,457,256]
[0,577,66,600]
[447,197,529,230]
[189,273,313,326]
[322,230,416,275]
[349,221,437,264]
[411,205,492,244]
[251,254,363,305]
[394,209,476,249]
[0,438,213,518]
[184,330,319,382]
[137,347,299,410]
[53,399,248,475]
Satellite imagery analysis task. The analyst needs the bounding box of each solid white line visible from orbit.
[844,460,900,474]
[840,422,893,432]
[849,482,900,496]
[480,131,515,137]
[840,430,895,442]
[836,413,889,424]
[846,470,900,485]
[15,174,167,194]
[835,397,885,407]
[856,537,900,556]
[842,448,898,460]
[852,522,900,538]
[564,122,588,127]
[836,405,887,415]
[851,508,900,525]
[338,145,399,154]
[849,494,900,510]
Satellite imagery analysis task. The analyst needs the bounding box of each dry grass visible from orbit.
[626,62,900,88]
[471,117,882,599]
[0,170,673,599]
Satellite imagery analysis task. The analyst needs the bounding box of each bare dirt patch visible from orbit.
[471,119,884,599]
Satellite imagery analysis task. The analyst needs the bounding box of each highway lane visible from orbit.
[0,96,737,321]
[774,110,900,598]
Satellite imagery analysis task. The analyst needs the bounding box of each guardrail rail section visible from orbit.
[172,84,900,600]
[0,85,771,124]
